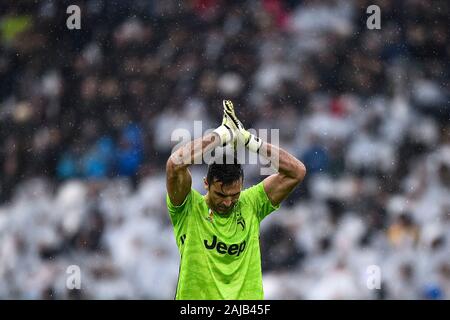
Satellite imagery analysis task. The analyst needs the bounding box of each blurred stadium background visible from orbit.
[0,0,449,299]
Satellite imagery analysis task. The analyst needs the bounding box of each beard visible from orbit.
[216,203,235,214]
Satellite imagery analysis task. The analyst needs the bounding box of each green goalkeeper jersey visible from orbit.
[166,181,280,300]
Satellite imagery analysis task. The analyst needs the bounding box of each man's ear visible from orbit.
[203,177,209,190]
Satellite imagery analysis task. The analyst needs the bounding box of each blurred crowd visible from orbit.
[0,0,449,299]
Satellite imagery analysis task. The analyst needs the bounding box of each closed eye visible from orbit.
[216,191,240,198]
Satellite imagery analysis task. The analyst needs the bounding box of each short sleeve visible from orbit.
[241,182,280,222]
[166,191,192,227]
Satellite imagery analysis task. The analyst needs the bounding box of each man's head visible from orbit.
[204,159,243,215]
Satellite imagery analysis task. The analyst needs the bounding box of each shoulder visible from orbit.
[190,188,204,203]
[239,181,281,220]
[241,181,265,197]
[239,182,265,204]
[166,188,204,211]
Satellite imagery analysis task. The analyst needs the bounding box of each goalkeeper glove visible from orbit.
[213,110,235,147]
[222,99,263,153]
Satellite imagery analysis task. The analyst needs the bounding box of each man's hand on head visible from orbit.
[223,99,262,153]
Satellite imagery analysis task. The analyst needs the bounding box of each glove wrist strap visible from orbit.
[245,134,263,153]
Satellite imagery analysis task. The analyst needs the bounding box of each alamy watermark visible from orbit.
[66,265,81,290]
[66,5,81,30]
[366,265,381,290]
[366,5,381,30]
[170,121,279,176]
[66,4,380,31]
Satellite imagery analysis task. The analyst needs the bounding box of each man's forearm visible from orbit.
[258,141,306,180]
[169,132,221,168]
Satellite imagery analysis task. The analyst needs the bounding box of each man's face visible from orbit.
[204,178,243,214]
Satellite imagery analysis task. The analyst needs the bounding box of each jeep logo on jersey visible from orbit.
[204,235,246,256]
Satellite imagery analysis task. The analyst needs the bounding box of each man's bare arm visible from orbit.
[260,142,306,206]
[219,99,306,206]
[166,133,221,206]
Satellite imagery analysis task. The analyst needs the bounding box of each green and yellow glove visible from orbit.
[222,99,262,153]
[213,107,235,147]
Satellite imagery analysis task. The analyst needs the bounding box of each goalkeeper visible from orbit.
[166,100,306,300]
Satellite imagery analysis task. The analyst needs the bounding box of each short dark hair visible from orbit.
[206,157,243,186]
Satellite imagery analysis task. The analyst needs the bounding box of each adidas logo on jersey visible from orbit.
[204,235,246,256]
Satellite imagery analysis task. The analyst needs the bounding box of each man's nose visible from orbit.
[223,199,232,207]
